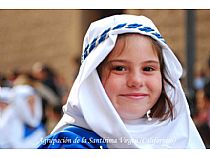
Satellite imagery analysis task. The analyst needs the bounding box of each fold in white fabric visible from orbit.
[52,15,205,148]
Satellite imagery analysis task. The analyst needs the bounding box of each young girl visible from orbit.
[38,14,205,149]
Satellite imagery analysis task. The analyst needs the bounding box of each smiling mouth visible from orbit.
[120,93,148,99]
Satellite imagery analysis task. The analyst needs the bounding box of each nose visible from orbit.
[127,70,144,88]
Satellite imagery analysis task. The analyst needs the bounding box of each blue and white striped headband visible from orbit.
[81,15,166,63]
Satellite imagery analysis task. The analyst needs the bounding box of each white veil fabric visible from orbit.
[52,15,205,148]
[12,85,43,128]
[0,85,45,148]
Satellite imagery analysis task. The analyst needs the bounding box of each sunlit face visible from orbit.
[100,34,162,120]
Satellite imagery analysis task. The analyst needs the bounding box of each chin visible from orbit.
[119,112,145,120]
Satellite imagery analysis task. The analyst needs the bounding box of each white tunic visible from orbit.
[0,85,46,148]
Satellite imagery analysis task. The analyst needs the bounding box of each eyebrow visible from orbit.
[107,59,160,64]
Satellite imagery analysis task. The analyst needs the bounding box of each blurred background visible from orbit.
[0,9,210,148]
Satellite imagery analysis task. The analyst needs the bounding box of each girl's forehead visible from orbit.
[116,33,154,48]
[107,34,156,58]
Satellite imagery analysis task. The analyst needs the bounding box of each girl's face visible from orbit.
[100,34,162,120]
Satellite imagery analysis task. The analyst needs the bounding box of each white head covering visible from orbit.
[0,87,13,121]
[0,87,14,148]
[0,87,12,105]
[12,85,42,127]
[53,15,205,148]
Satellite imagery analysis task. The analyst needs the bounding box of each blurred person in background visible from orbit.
[0,85,46,148]
[45,105,63,134]
[31,63,68,132]
[193,69,207,91]
[192,56,210,148]
[193,80,210,148]
[0,87,13,148]
[32,62,61,98]
[13,72,60,127]
[0,72,12,87]
[32,62,69,101]
[203,81,210,148]
[191,68,207,118]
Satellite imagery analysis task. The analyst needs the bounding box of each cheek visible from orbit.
[102,75,124,98]
[148,74,162,94]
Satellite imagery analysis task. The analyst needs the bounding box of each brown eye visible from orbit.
[143,66,154,71]
[114,66,126,71]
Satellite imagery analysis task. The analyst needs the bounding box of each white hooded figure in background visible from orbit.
[0,85,46,148]
[0,87,13,148]
[39,14,205,149]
